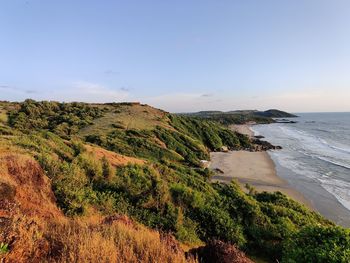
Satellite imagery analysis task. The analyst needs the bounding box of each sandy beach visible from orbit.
[210,124,314,209]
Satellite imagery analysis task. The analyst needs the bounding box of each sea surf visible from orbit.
[252,112,350,226]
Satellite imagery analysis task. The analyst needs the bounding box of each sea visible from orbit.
[252,112,350,227]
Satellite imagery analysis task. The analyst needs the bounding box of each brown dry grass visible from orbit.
[85,144,145,167]
[0,152,63,220]
[1,214,196,263]
[0,105,8,123]
[0,148,196,263]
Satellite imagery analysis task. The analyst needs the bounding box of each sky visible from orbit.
[1,0,350,113]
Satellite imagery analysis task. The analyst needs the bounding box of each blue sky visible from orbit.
[1,0,350,112]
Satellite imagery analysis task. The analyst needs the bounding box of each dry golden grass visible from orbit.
[1,214,196,263]
[0,107,8,123]
[0,152,63,220]
[0,149,196,263]
[85,144,145,167]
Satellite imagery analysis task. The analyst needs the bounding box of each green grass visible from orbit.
[0,242,9,254]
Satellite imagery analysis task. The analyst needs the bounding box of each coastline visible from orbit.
[210,124,314,210]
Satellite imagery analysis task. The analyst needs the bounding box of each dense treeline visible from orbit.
[8,99,106,138]
[3,100,350,262]
[183,113,274,125]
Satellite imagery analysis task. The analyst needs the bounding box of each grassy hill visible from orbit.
[1,100,349,263]
[181,109,297,125]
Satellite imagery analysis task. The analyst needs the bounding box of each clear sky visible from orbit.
[1,0,350,112]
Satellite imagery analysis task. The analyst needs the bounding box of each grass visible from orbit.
[0,110,8,124]
[0,148,196,262]
[0,243,9,254]
[79,103,173,137]
[1,214,196,263]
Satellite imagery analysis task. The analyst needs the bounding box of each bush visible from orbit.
[282,226,350,263]
[8,100,105,137]
[193,204,246,247]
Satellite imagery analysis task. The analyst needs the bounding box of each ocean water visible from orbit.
[252,113,350,223]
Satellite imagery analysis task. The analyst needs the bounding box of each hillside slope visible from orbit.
[0,149,197,262]
[1,100,349,263]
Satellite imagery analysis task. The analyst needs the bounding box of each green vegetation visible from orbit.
[2,100,349,262]
[84,114,251,166]
[282,226,350,263]
[0,242,9,254]
[181,109,297,125]
[8,99,106,138]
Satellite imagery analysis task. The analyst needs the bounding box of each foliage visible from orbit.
[180,109,296,125]
[8,100,105,138]
[282,226,350,263]
[0,242,9,254]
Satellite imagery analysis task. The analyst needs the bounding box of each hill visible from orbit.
[254,109,297,118]
[181,109,297,125]
[1,100,349,263]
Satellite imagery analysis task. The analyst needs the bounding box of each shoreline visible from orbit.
[210,124,314,210]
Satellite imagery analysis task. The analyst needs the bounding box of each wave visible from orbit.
[274,150,350,212]
[316,156,350,170]
[296,149,350,170]
[278,126,350,166]
[319,177,350,211]
[254,119,350,213]
[314,128,331,133]
[329,145,350,154]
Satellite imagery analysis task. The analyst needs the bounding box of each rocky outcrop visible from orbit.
[252,139,282,151]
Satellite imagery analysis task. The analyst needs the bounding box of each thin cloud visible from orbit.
[104,69,120,75]
[142,92,221,112]
[0,85,14,90]
[0,85,37,95]
[50,81,129,103]
[25,89,37,94]
[201,93,213,97]
[120,87,130,92]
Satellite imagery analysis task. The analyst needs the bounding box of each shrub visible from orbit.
[8,100,105,137]
[282,226,350,263]
[101,156,114,181]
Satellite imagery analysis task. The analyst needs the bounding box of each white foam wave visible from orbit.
[319,177,350,211]
[254,123,350,212]
[316,156,350,170]
[277,126,350,169]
